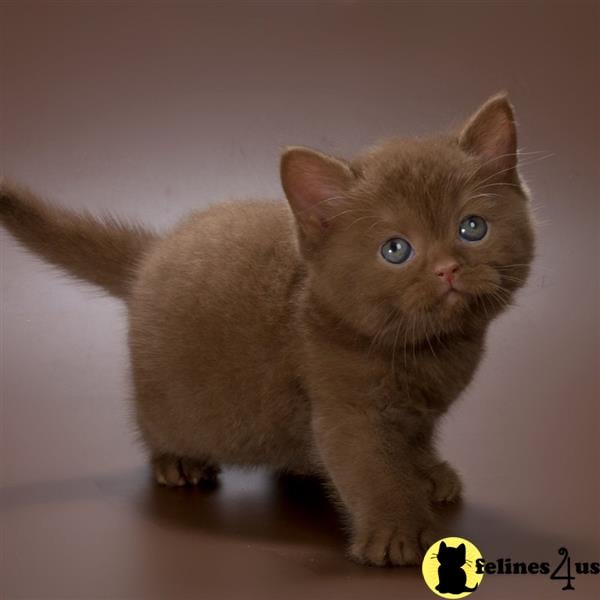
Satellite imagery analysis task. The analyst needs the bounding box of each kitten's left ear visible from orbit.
[458,543,466,558]
[459,93,518,181]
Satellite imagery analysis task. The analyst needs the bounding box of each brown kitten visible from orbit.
[0,94,535,566]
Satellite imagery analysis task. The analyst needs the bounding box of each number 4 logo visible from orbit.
[550,548,575,591]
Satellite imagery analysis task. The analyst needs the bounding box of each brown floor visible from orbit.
[1,2,598,599]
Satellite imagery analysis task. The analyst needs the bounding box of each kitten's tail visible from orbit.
[0,180,158,299]
[464,584,479,591]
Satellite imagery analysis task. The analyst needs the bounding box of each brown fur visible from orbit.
[0,94,535,566]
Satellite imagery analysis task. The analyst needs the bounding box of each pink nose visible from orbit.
[436,261,460,284]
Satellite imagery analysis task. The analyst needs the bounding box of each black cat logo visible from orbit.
[435,541,479,594]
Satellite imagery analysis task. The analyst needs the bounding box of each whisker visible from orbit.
[391,312,403,380]
[366,218,388,232]
[324,204,375,223]
[424,315,438,361]
[411,315,418,364]
[495,264,532,269]
[402,313,410,372]
[467,192,502,201]
[296,194,351,218]
[343,214,382,230]
[470,153,554,193]
[473,181,523,192]
[499,274,527,285]
[366,305,397,357]
[462,150,551,189]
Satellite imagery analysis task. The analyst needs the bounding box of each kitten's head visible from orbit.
[281,94,535,344]
[437,541,466,567]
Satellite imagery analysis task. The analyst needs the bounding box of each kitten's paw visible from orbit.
[349,523,437,567]
[427,461,463,503]
[152,454,221,487]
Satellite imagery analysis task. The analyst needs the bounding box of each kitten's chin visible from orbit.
[443,289,463,306]
[433,289,472,326]
[437,288,467,313]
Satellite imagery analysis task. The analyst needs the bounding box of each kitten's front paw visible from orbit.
[427,461,463,503]
[349,522,437,567]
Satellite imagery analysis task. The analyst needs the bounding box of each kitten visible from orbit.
[0,94,535,566]
[435,541,478,593]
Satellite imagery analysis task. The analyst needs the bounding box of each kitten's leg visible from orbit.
[312,395,437,566]
[415,441,463,504]
[425,460,462,503]
[152,454,221,487]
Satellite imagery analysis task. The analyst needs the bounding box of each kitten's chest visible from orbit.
[387,333,485,415]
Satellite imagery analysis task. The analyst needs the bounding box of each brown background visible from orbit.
[1,1,598,599]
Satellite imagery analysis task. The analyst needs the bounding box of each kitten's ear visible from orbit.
[458,543,466,558]
[440,541,447,551]
[280,146,354,245]
[459,93,518,180]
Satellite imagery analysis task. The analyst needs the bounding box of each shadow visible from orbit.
[140,466,599,570]
[2,465,596,566]
[140,468,346,549]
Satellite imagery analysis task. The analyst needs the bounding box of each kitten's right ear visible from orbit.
[440,541,447,551]
[459,93,518,182]
[280,146,354,246]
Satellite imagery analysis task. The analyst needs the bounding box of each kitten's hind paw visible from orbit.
[427,461,463,503]
[152,454,221,488]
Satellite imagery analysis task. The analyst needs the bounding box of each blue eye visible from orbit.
[380,238,413,264]
[459,215,488,242]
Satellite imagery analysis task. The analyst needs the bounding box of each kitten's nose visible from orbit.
[435,261,460,285]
